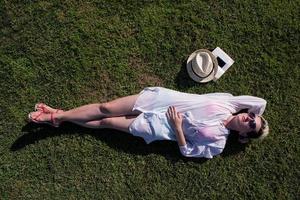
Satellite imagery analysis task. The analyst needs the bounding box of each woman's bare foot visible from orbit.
[35,103,64,114]
[28,111,60,127]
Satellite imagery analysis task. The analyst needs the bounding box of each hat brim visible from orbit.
[186,49,218,83]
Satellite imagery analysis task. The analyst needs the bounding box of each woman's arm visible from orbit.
[167,106,186,146]
[167,106,223,158]
[231,96,267,115]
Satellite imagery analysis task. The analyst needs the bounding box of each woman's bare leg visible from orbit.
[29,94,141,125]
[58,94,140,123]
[72,116,137,133]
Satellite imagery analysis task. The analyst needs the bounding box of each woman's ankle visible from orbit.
[54,113,64,124]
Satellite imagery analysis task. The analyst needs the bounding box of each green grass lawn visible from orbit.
[0,0,299,199]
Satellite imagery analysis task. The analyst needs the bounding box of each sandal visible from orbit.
[28,111,60,127]
[34,103,63,114]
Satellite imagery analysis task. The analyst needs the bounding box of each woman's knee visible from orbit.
[99,102,113,115]
[99,117,114,127]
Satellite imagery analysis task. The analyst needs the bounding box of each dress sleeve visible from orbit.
[179,141,224,159]
[230,96,267,115]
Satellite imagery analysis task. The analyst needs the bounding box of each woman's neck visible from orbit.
[224,115,235,130]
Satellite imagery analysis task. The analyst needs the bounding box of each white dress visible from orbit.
[129,87,267,159]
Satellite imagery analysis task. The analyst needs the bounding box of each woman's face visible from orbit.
[233,113,262,136]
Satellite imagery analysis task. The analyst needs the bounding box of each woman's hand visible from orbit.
[167,106,186,146]
[167,106,183,129]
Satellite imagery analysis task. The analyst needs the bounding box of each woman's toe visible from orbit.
[28,111,39,121]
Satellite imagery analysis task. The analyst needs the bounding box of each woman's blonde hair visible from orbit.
[257,116,269,140]
[240,115,269,143]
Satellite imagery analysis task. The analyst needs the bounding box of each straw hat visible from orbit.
[186,49,218,83]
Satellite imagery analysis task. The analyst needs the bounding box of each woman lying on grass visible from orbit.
[28,87,269,159]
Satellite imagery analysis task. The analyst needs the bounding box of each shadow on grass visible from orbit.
[175,59,197,89]
[12,122,246,163]
[221,132,247,157]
